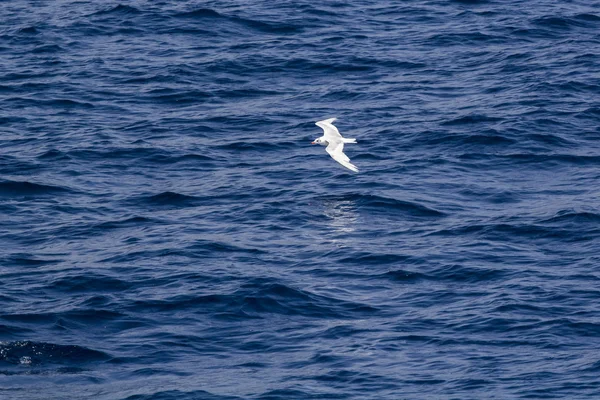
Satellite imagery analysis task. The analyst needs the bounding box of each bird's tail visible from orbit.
[342,138,357,144]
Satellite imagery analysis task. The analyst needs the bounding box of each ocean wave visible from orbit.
[319,193,445,218]
[1,253,62,266]
[173,8,221,19]
[425,130,516,148]
[431,220,599,242]
[501,153,600,165]
[540,211,600,224]
[129,280,377,320]
[48,273,133,293]
[0,341,110,367]
[574,13,600,22]
[380,269,428,283]
[426,31,505,45]
[143,88,213,104]
[91,4,141,16]
[186,240,266,255]
[17,26,39,34]
[441,114,504,126]
[0,180,73,197]
[532,15,591,29]
[134,191,205,207]
[3,97,94,108]
[338,252,413,266]
[31,44,63,54]
[123,389,241,400]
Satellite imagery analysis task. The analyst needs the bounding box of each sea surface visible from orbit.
[1,1,600,399]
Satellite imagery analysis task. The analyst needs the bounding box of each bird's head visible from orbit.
[311,137,326,145]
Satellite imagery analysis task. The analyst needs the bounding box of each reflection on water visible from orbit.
[322,198,358,234]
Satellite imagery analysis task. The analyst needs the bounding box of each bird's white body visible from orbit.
[312,118,359,172]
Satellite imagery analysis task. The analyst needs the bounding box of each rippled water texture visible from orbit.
[2,1,600,399]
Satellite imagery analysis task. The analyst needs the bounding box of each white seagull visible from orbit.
[312,118,359,173]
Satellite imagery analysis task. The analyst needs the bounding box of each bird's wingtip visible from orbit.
[316,117,337,125]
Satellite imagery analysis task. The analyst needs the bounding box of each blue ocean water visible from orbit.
[1,0,600,398]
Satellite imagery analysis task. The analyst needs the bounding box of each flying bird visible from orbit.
[311,118,359,173]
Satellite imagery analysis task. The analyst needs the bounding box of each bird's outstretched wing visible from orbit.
[316,118,342,140]
[326,141,359,173]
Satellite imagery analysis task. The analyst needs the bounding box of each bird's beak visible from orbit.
[311,141,316,145]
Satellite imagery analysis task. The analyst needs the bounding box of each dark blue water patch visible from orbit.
[37,149,73,161]
[146,153,217,164]
[143,88,213,104]
[2,308,125,326]
[492,302,548,315]
[172,7,302,34]
[1,253,62,267]
[186,240,267,256]
[47,273,134,293]
[523,132,574,148]
[96,216,156,229]
[351,57,426,70]
[31,44,63,54]
[100,240,266,263]
[337,252,414,266]
[461,316,600,340]
[17,26,39,35]
[238,281,378,319]
[317,325,375,342]
[379,269,429,283]
[378,264,506,285]
[556,80,600,94]
[156,27,213,36]
[305,369,399,390]
[451,0,489,4]
[430,264,507,283]
[456,184,518,200]
[14,216,154,244]
[206,57,376,76]
[0,179,73,197]
[429,221,597,243]
[282,58,374,73]
[576,106,600,122]
[500,153,600,166]
[258,389,346,400]
[216,141,295,152]
[574,13,600,22]
[124,390,243,400]
[426,31,506,46]
[132,191,207,208]
[174,8,221,19]
[423,130,516,149]
[129,280,378,320]
[4,97,95,109]
[0,341,110,367]
[0,324,34,336]
[540,211,600,226]
[91,4,141,17]
[69,147,173,162]
[441,114,504,126]
[532,15,591,30]
[0,86,17,95]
